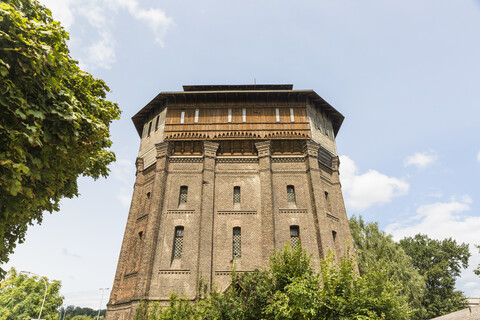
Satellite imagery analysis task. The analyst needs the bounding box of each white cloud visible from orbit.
[404,150,438,169]
[385,196,480,297]
[39,0,76,29]
[38,0,173,69]
[115,0,174,46]
[339,155,409,211]
[116,188,133,208]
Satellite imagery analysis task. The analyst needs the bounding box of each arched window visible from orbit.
[173,226,184,259]
[233,186,241,204]
[179,186,188,205]
[290,226,300,250]
[233,227,241,258]
[287,185,296,203]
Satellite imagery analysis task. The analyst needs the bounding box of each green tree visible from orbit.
[0,267,63,320]
[474,244,480,277]
[349,216,427,319]
[135,245,411,320]
[400,234,470,319]
[0,0,121,277]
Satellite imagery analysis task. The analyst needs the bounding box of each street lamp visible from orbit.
[97,288,109,320]
[20,271,48,320]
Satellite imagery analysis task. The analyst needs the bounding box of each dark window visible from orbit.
[287,185,296,203]
[290,226,300,250]
[233,186,241,204]
[173,227,184,259]
[147,121,152,136]
[155,116,160,131]
[233,227,241,258]
[179,186,188,205]
[138,231,143,240]
[325,191,332,212]
[332,230,337,242]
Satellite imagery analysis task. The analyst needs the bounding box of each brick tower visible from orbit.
[105,85,353,319]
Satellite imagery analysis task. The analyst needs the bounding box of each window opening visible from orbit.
[325,191,332,212]
[228,108,232,122]
[287,185,296,203]
[290,226,300,250]
[332,230,337,242]
[275,108,280,122]
[290,108,295,122]
[233,227,241,258]
[194,109,199,123]
[233,186,241,204]
[155,116,160,131]
[180,109,185,124]
[179,186,188,205]
[147,121,152,136]
[242,108,247,122]
[138,231,143,240]
[173,227,184,259]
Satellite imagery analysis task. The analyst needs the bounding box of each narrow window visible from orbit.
[290,226,300,250]
[290,108,295,122]
[194,109,199,123]
[228,108,232,122]
[275,108,280,122]
[332,230,337,243]
[173,227,184,259]
[233,186,241,204]
[155,116,160,131]
[147,121,152,136]
[180,109,185,124]
[179,186,188,205]
[233,227,241,258]
[325,191,332,212]
[287,185,296,203]
[242,108,247,122]
[138,231,143,240]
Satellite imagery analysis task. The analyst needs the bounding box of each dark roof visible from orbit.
[183,84,293,91]
[132,85,344,137]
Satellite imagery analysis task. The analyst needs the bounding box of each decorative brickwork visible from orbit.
[105,85,354,320]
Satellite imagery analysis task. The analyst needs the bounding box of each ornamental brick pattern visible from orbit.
[105,85,354,320]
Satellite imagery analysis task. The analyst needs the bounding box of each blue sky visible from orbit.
[4,0,480,308]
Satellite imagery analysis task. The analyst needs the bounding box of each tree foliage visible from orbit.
[59,305,106,320]
[0,0,121,277]
[0,267,63,320]
[135,245,411,320]
[475,244,480,277]
[399,234,470,319]
[349,216,426,319]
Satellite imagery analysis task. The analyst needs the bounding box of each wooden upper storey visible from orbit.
[132,85,344,142]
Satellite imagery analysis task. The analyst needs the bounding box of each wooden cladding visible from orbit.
[271,140,304,155]
[172,141,203,155]
[171,140,305,156]
[165,106,310,141]
[217,140,257,156]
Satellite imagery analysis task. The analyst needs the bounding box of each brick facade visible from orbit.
[105,85,353,319]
